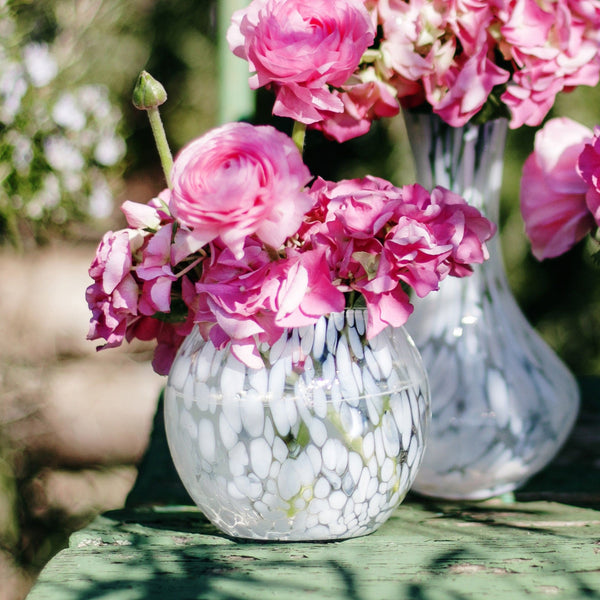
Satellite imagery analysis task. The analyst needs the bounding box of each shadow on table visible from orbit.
[32,497,600,600]
[514,376,600,510]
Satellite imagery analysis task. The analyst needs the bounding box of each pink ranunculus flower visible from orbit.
[227,0,375,124]
[520,117,596,260]
[169,122,313,260]
[86,230,139,349]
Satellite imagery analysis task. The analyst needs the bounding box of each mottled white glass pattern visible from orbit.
[164,310,430,540]
[403,112,580,500]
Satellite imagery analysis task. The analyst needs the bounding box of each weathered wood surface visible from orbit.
[26,378,600,600]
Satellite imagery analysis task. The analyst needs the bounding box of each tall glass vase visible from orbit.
[402,111,580,500]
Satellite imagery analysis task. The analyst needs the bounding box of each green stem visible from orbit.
[147,106,173,188]
[292,121,307,155]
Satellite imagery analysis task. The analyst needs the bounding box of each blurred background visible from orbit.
[1,1,599,598]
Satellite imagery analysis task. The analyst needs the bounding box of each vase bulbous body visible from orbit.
[164,310,430,540]
[403,112,580,500]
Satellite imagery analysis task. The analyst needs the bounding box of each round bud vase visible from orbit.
[402,111,580,500]
[164,310,430,540]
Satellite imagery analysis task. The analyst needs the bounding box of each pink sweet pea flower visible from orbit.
[303,176,494,339]
[135,225,178,316]
[86,230,139,349]
[520,117,595,260]
[425,38,509,127]
[121,199,162,230]
[396,183,496,276]
[192,241,280,367]
[380,217,452,298]
[313,69,400,142]
[170,122,313,259]
[501,65,565,129]
[274,249,345,328]
[306,175,402,238]
[361,285,414,339]
[228,0,375,124]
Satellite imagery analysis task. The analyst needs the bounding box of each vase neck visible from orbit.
[403,112,508,223]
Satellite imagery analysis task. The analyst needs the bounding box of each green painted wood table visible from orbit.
[26,378,600,600]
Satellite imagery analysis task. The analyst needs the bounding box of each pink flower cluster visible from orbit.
[87,122,495,373]
[375,0,600,128]
[229,0,600,138]
[228,0,377,127]
[520,117,600,260]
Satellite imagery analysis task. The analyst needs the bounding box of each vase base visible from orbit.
[411,480,526,501]
[208,520,387,542]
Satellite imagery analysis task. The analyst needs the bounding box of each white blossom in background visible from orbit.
[22,43,58,87]
[52,92,87,131]
[0,60,27,124]
[0,2,127,247]
[94,135,126,167]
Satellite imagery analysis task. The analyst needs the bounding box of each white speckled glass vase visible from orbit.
[403,111,580,500]
[164,310,430,540]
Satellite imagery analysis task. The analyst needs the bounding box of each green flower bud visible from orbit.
[132,71,167,110]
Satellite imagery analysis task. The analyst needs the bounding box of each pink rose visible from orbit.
[170,122,313,259]
[228,0,375,124]
[520,117,595,260]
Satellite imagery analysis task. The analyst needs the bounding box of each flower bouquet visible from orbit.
[85,46,495,540]
[86,70,495,378]
[228,0,600,140]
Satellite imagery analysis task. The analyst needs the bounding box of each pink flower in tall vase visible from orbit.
[520,117,595,260]
[368,1,600,129]
[227,0,375,124]
[170,122,313,259]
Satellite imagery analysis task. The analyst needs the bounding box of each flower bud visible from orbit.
[132,71,167,110]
